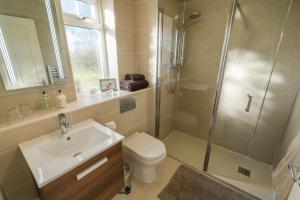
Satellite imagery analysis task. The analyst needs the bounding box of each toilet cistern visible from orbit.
[58,113,71,134]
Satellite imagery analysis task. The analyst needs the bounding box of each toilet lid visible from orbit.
[123,132,166,161]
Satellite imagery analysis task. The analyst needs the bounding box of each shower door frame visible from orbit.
[202,0,239,172]
[155,6,164,139]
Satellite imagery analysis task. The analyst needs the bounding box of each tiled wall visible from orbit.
[0,88,155,199]
[134,0,158,86]
[174,0,230,140]
[114,0,157,137]
[157,0,182,140]
[114,0,157,86]
[114,0,137,80]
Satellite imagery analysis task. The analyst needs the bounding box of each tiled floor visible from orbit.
[164,130,273,200]
[112,156,182,200]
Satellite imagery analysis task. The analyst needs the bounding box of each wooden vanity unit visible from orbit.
[38,142,124,200]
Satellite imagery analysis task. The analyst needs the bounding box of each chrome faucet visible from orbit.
[58,113,71,134]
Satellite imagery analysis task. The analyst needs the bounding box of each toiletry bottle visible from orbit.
[42,91,51,111]
[56,89,67,108]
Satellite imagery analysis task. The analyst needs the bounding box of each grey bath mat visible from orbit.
[158,165,257,200]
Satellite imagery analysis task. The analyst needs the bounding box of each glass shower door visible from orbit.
[157,0,231,170]
[156,2,184,141]
[207,0,292,199]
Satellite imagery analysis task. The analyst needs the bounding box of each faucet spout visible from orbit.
[58,113,71,134]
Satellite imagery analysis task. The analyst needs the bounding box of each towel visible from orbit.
[120,80,149,92]
[273,132,300,200]
[125,74,145,81]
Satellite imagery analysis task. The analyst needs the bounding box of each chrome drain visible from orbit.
[238,166,251,177]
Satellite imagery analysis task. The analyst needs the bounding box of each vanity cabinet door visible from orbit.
[39,142,124,200]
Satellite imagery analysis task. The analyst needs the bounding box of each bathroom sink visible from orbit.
[19,119,124,188]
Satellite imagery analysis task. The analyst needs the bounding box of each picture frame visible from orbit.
[99,78,118,92]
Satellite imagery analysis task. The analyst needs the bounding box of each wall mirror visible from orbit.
[0,0,69,91]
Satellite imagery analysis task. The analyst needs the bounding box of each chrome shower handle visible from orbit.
[245,94,253,112]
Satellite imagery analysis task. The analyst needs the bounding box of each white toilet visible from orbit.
[123,132,166,183]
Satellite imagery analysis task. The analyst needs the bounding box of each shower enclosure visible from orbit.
[156,0,293,199]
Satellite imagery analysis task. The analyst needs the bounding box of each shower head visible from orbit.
[183,11,201,29]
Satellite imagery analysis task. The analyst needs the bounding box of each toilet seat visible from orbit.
[123,132,166,161]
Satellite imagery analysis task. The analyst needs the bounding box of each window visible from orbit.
[61,0,96,20]
[61,0,109,95]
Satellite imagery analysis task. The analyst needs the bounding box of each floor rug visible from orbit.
[158,165,257,200]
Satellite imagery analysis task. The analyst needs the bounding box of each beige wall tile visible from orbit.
[124,99,149,128]
[114,0,135,29]
[159,118,174,140]
[147,117,155,136]
[115,0,138,81]
[116,28,136,54]
[114,0,157,86]
[134,0,157,30]
[136,29,154,55]
[136,54,157,85]
[0,115,61,152]
[127,118,150,136]
[117,54,137,80]
[176,0,229,142]
[94,111,128,136]
[70,100,119,124]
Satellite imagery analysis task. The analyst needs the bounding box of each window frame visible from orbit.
[61,0,109,79]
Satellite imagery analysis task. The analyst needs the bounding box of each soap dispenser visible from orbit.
[56,89,67,108]
[42,91,51,111]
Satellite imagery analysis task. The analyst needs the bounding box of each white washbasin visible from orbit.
[19,119,124,188]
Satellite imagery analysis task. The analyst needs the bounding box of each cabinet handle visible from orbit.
[245,94,253,112]
[76,157,108,180]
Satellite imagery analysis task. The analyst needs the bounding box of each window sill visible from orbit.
[0,88,153,132]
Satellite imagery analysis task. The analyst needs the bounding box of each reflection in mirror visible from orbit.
[0,0,68,91]
[0,15,49,89]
